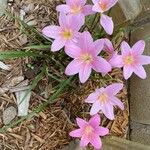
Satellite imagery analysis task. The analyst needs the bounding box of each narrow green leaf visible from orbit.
[24,45,50,50]
[0,51,40,60]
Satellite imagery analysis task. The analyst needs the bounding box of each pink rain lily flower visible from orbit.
[85,83,124,120]
[103,38,123,68]
[56,0,94,23]
[120,40,150,80]
[42,13,83,52]
[69,114,109,149]
[92,0,118,35]
[65,31,111,83]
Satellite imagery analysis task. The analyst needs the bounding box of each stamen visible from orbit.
[71,6,82,14]
[98,93,108,104]
[123,55,134,65]
[99,1,108,11]
[61,29,73,40]
[81,53,93,64]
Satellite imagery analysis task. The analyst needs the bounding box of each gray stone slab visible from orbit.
[130,121,150,146]
[130,23,150,125]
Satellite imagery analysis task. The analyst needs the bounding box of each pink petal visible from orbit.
[77,31,93,52]
[70,14,84,31]
[110,96,124,110]
[80,134,90,147]
[89,114,101,126]
[97,127,109,136]
[100,14,114,35]
[132,40,145,55]
[123,65,133,80]
[83,5,94,16]
[90,101,101,116]
[133,65,146,79]
[103,38,114,53]
[51,38,65,52]
[79,63,92,83]
[65,59,81,75]
[92,39,104,56]
[121,41,131,55]
[59,13,70,28]
[85,92,97,103]
[102,103,114,120]
[92,0,99,3]
[56,4,70,13]
[90,134,102,149]
[92,3,103,13]
[42,25,60,39]
[109,53,123,68]
[76,118,87,128]
[65,44,81,58]
[107,0,118,10]
[105,83,123,95]
[92,57,112,74]
[69,129,82,137]
[139,55,150,65]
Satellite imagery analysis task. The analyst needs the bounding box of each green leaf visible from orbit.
[24,45,50,50]
[0,51,40,60]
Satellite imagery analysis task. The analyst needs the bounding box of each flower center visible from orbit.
[99,1,108,11]
[84,125,94,135]
[61,29,73,40]
[71,6,82,14]
[98,93,108,104]
[123,55,134,65]
[80,53,93,64]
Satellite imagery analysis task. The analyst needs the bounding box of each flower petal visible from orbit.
[42,25,60,39]
[83,5,94,16]
[89,114,101,126]
[109,52,123,68]
[59,13,70,27]
[110,96,124,110]
[85,92,97,103]
[103,38,114,53]
[100,14,114,35]
[92,3,103,13]
[56,4,70,13]
[80,134,90,147]
[69,129,82,137]
[97,127,109,136]
[92,39,104,56]
[65,44,81,58]
[90,101,101,116]
[121,41,131,55]
[76,118,87,128]
[65,59,81,75]
[133,65,147,79]
[90,134,102,149]
[77,31,93,52]
[105,83,123,95]
[92,57,112,74]
[69,14,84,31]
[123,65,133,80]
[139,55,150,65]
[132,40,145,55]
[79,63,92,83]
[51,38,65,52]
[106,0,118,10]
[102,103,114,120]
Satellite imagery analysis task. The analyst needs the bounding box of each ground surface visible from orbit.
[0,0,129,149]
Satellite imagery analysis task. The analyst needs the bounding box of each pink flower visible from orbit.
[85,83,124,120]
[92,0,118,35]
[69,114,109,149]
[103,38,123,68]
[42,13,83,52]
[120,40,150,80]
[65,31,111,83]
[56,0,94,23]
